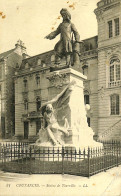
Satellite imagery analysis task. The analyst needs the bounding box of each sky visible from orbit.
[0,0,99,56]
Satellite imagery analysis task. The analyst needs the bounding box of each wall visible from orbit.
[96,0,121,139]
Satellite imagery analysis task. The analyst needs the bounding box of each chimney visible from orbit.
[15,39,27,56]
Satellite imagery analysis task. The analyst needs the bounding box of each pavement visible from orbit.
[0,166,121,196]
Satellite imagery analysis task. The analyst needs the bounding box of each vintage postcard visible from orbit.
[0,0,121,195]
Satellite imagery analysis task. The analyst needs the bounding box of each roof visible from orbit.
[0,49,15,59]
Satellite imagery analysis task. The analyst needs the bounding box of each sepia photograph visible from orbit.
[0,0,121,195]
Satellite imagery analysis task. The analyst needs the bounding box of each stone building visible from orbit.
[94,0,121,140]
[0,40,29,139]
[14,37,98,140]
[14,50,55,140]
[14,0,121,141]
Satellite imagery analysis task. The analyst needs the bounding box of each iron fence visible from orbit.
[0,141,121,177]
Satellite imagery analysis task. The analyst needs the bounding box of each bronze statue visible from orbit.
[45,8,80,66]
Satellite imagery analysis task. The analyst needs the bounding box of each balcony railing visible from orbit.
[108,80,121,88]
[82,49,97,57]
[97,0,119,8]
[22,111,42,120]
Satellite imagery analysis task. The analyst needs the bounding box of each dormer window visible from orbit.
[37,58,41,65]
[25,63,29,69]
[42,60,46,67]
[51,55,55,63]
[16,63,19,69]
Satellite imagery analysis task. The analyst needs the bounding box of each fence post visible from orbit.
[3,145,6,170]
[88,147,90,178]
[29,146,32,175]
[117,141,119,167]
[103,142,106,172]
[62,147,64,175]
[0,143,1,160]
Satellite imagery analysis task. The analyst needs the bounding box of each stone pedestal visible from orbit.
[47,68,102,149]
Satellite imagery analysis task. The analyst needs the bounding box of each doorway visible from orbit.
[24,122,29,139]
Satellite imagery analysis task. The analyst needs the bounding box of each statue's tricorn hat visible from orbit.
[60,8,71,20]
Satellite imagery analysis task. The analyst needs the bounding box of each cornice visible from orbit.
[98,42,121,52]
[14,66,50,78]
[94,0,120,16]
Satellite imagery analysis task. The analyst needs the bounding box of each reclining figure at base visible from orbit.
[36,81,76,146]
[43,104,69,145]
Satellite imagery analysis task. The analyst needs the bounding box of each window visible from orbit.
[36,97,41,112]
[108,21,113,38]
[108,18,120,38]
[0,67,2,79]
[25,63,29,69]
[84,94,90,105]
[16,63,19,69]
[110,58,120,82]
[82,65,88,77]
[24,99,28,110]
[41,60,46,67]
[36,120,41,135]
[87,117,90,127]
[37,58,41,65]
[36,74,40,85]
[23,78,28,90]
[115,18,120,36]
[51,55,55,62]
[110,94,119,115]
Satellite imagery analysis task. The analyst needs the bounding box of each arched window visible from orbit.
[36,97,41,112]
[109,57,120,87]
[110,94,119,115]
[24,99,28,110]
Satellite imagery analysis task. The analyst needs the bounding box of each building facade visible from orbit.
[0,40,29,139]
[14,0,121,141]
[95,0,121,140]
[14,37,99,140]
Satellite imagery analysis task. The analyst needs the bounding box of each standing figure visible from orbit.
[45,8,80,66]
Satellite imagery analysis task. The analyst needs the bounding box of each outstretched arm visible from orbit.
[45,25,61,40]
[71,23,80,42]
